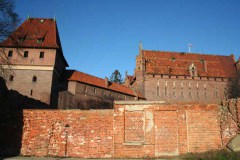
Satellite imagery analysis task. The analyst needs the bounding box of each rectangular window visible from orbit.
[23,51,28,58]
[39,52,44,58]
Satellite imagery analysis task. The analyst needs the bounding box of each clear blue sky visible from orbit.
[15,0,240,78]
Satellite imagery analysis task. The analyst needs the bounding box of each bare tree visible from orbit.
[0,0,19,77]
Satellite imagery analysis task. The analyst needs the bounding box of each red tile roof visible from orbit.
[142,50,236,78]
[0,18,68,66]
[66,70,144,98]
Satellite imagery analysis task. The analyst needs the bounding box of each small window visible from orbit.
[173,89,176,97]
[39,52,44,58]
[18,38,24,42]
[181,89,184,97]
[94,88,97,94]
[157,86,160,97]
[9,75,14,81]
[37,38,43,43]
[84,86,87,92]
[165,86,168,97]
[23,51,28,58]
[32,75,37,82]
[8,50,13,57]
[30,89,33,96]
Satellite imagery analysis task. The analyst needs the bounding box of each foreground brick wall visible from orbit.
[114,102,223,158]
[21,110,113,158]
[19,101,240,158]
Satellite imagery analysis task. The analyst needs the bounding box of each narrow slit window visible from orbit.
[9,75,14,81]
[32,75,37,82]
[181,88,184,97]
[30,89,33,96]
[157,86,160,97]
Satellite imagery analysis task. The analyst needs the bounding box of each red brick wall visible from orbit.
[21,110,113,158]
[20,101,240,158]
[113,102,228,158]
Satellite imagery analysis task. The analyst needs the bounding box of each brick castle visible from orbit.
[0,17,239,108]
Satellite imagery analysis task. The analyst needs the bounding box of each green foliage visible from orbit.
[226,71,240,99]
[109,70,123,84]
[181,150,240,160]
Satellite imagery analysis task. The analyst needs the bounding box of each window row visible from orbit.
[7,50,44,58]
[9,75,37,82]
[156,86,220,98]
[151,74,229,81]
[18,37,43,44]
[83,86,129,100]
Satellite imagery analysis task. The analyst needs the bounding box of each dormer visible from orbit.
[37,38,43,44]
[189,63,197,77]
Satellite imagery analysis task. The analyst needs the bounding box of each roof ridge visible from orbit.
[68,70,135,91]
[142,49,233,57]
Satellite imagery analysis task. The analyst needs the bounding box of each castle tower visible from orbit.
[134,41,146,96]
[0,18,68,108]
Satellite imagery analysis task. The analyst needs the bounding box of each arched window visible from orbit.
[181,88,184,98]
[32,75,37,82]
[8,50,13,57]
[204,83,207,98]
[94,88,97,94]
[84,86,87,92]
[9,74,14,81]
[215,86,219,98]
[165,81,168,97]
[189,63,197,77]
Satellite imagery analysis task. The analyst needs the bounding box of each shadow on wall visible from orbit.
[0,77,50,156]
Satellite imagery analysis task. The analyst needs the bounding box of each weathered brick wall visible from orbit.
[220,98,240,146]
[21,110,113,158]
[114,101,224,158]
[19,101,240,158]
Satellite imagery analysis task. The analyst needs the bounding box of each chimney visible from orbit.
[105,77,109,87]
[203,60,207,72]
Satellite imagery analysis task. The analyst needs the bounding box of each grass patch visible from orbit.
[181,149,240,160]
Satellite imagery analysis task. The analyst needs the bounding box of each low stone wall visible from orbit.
[19,100,240,158]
